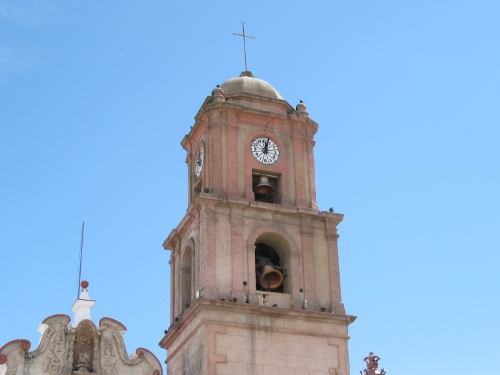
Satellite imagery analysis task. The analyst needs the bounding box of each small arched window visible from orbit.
[181,246,192,312]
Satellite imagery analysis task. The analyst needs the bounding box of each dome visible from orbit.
[220,71,283,100]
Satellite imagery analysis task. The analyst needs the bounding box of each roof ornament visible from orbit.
[295,100,308,117]
[211,85,225,104]
[72,280,96,327]
[360,352,386,375]
[233,22,254,72]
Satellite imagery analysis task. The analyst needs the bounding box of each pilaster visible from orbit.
[306,139,318,210]
[230,205,245,302]
[325,218,345,314]
[199,202,218,300]
[208,112,223,197]
[300,215,319,311]
[226,112,240,198]
[292,132,308,208]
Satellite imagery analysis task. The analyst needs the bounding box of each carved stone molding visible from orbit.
[1,316,162,375]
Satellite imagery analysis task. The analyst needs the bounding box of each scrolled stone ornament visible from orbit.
[20,340,31,351]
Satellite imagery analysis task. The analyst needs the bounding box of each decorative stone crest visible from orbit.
[0,284,163,375]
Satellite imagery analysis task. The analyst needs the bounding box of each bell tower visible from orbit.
[160,71,355,375]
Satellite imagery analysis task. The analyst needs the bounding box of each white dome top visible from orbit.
[220,71,283,100]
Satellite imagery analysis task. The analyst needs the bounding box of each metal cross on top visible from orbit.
[233,22,254,72]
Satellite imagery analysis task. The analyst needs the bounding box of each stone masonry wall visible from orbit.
[215,326,340,375]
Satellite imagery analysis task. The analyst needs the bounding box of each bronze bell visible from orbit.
[254,175,275,195]
[258,264,284,290]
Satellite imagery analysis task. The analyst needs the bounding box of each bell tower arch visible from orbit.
[180,243,193,313]
[160,71,355,375]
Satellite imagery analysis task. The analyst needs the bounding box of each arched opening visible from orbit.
[255,243,284,293]
[181,246,192,312]
[248,228,299,308]
[254,232,293,296]
[72,323,96,372]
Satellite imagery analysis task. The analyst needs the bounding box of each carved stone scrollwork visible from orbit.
[20,341,31,352]
[1,317,162,375]
[34,327,55,358]
[101,339,116,375]
[0,341,27,375]
[112,332,141,366]
[67,335,74,374]
[92,336,99,374]
[6,363,17,375]
[0,355,17,375]
[45,330,65,375]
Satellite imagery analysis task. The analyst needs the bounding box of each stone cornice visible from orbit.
[320,211,344,225]
[159,298,356,350]
[163,196,344,252]
[188,94,299,138]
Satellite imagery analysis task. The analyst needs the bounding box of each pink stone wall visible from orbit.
[161,302,352,375]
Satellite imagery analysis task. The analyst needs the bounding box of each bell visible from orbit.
[254,175,275,195]
[258,265,284,290]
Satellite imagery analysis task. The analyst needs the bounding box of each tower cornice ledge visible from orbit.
[320,211,344,225]
[195,91,295,120]
[163,195,344,251]
[163,210,197,250]
[159,298,356,351]
[196,100,292,124]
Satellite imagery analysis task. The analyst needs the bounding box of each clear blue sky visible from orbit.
[1,1,499,374]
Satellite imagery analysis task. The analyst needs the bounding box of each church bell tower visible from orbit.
[160,71,355,375]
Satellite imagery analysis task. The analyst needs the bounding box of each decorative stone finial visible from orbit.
[211,86,225,104]
[360,352,386,375]
[72,280,96,327]
[295,101,308,117]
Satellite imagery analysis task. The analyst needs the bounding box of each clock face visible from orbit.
[195,147,204,177]
[251,137,280,164]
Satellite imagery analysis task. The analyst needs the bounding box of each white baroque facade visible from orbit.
[0,285,162,375]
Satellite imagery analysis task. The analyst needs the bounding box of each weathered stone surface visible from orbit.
[0,296,162,375]
[160,300,355,375]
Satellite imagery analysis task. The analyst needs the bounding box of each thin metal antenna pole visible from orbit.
[77,221,85,298]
